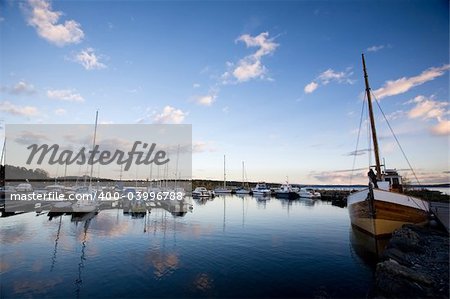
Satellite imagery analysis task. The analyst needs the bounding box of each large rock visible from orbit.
[376,260,434,298]
[375,224,449,298]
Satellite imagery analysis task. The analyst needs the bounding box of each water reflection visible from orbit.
[350,227,389,268]
[1,195,377,298]
[50,216,62,272]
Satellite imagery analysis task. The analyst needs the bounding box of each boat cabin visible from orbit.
[380,169,403,192]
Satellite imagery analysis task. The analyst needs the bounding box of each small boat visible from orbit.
[275,183,299,199]
[252,183,271,196]
[304,187,321,198]
[297,188,313,198]
[192,187,214,198]
[72,192,99,214]
[347,54,429,237]
[16,183,33,192]
[235,188,251,194]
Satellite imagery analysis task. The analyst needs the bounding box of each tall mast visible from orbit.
[242,161,244,187]
[89,110,99,188]
[362,54,382,180]
[223,154,226,189]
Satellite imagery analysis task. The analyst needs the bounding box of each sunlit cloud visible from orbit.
[407,95,447,120]
[195,94,216,106]
[193,141,216,153]
[405,95,449,136]
[366,45,385,52]
[153,106,187,124]
[24,0,84,46]
[223,32,278,83]
[47,89,84,102]
[304,68,354,94]
[373,64,450,99]
[304,81,318,94]
[430,120,450,136]
[74,48,106,70]
[0,101,39,116]
[1,81,36,95]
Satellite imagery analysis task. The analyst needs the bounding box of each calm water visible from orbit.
[1,195,376,298]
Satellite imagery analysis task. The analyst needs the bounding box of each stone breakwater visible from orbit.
[375,224,449,298]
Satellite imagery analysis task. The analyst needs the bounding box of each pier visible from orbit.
[430,201,449,233]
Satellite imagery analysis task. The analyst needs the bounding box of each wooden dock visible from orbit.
[430,201,449,233]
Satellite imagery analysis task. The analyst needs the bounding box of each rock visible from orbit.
[374,224,449,298]
[376,260,434,298]
[381,248,412,267]
[389,226,424,253]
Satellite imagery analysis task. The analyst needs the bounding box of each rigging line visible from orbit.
[350,93,367,185]
[371,92,421,186]
[371,92,428,210]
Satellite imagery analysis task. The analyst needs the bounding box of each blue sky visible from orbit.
[0,0,449,184]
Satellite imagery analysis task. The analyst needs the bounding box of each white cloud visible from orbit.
[232,59,265,82]
[304,68,354,94]
[11,81,36,94]
[431,120,450,136]
[227,32,278,83]
[196,94,216,106]
[192,141,216,153]
[366,45,385,52]
[1,81,36,95]
[153,106,187,124]
[47,89,84,102]
[407,95,447,120]
[0,101,39,116]
[75,48,106,70]
[25,0,84,46]
[406,95,449,136]
[317,69,354,85]
[54,108,66,115]
[373,64,450,99]
[304,81,318,94]
[193,83,200,88]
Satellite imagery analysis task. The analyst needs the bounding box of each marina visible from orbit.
[2,194,377,298]
[1,1,448,298]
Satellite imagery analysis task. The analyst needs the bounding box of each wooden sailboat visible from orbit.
[347,54,429,238]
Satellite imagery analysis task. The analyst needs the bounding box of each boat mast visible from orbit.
[362,54,382,180]
[89,110,99,188]
[223,154,226,189]
[242,161,244,187]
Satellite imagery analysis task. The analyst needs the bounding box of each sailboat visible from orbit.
[347,54,429,237]
[72,111,100,214]
[235,161,251,194]
[214,155,232,194]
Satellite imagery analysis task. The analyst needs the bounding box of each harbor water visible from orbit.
[1,195,377,298]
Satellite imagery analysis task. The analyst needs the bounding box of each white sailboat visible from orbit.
[214,155,232,194]
[347,54,429,237]
[235,161,250,194]
[72,111,100,214]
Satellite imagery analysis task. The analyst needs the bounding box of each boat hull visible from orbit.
[348,188,429,237]
[275,192,299,200]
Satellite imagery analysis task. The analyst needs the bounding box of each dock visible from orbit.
[430,201,449,233]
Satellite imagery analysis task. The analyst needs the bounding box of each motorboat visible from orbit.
[252,183,271,196]
[275,183,299,199]
[192,187,214,198]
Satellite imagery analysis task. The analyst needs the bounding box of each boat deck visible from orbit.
[430,201,449,233]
